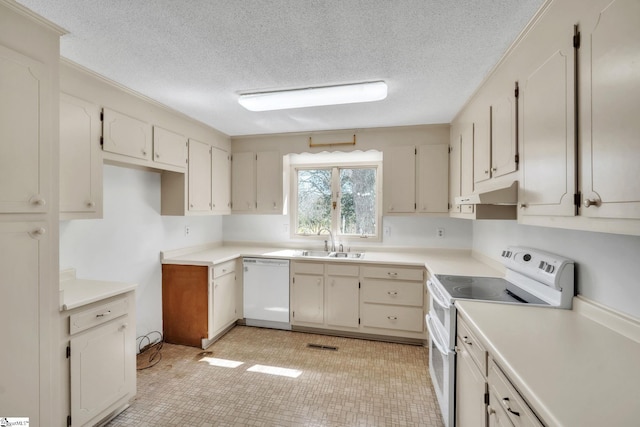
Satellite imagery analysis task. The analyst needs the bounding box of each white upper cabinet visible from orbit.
[0,44,51,213]
[231,151,256,212]
[153,126,187,169]
[231,150,282,214]
[490,83,518,179]
[211,146,231,214]
[102,108,152,161]
[579,0,640,220]
[60,93,103,219]
[519,23,576,218]
[187,139,212,212]
[417,144,449,213]
[256,150,283,213]
[385,144,448,214]
[473,110,492,185]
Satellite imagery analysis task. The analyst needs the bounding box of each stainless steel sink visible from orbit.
[328,252,364,259]
[297,250,364,259]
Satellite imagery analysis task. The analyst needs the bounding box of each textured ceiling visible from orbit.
[16,0,543,136]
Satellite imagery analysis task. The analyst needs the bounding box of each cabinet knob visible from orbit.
[501,398,520,417]
[29,227,46,239]
[142,150,147,156]
[462,336,472,345]
[387,272,398,277]
[520,203,527,209]
[86,200,95,208]
[190,203,194,208]
[487,406,496,416]
[491,167,497,172]
[387,316,398,320]
[387,291,398,296]
[96,310,111,318]
[583,198,600,208]
[30,195,46,206]
[484,170,489,174]
[155,153,160,158]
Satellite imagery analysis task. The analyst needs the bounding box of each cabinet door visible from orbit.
[212,272,236,336]
[326,276,359,328]
[256,150,283,213]
[461,123,475,214]
[188,139,212,212]
[473,109,491,185]
[456,339,487,427]
[0,222,48,420]
[384,145,416,213]
[70,316,135,427]
[417,144,449,213]
[153,126,187,169]
[520,26,576,217]
[0,44,50,213]
[449,128,462,213]
[491,85,518,178]
[231,151,256,212]
[102,108,152,161]
[291,274,324,325]
[580,0,640,219]
[211,146,231,214]
[60,93,102,219]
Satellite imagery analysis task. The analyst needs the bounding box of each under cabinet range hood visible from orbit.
[455,181,518,206]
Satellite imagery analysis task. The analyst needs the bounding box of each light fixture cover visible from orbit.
[238,81,387,111]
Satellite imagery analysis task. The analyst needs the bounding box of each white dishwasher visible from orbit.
[243,258,291,330]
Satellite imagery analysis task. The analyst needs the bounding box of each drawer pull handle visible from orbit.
[501,398,520,417]
[387,316,398,320]
[463,336,472,345]
[387,291,398,296]
[96,310,111,318]
[387,272,398,277]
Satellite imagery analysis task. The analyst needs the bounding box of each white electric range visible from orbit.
[425,247,575,427]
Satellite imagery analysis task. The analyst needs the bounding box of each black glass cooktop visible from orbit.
[434,274,548,305]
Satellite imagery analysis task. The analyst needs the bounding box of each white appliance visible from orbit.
[243,258,291,330]
[426,247,574,427]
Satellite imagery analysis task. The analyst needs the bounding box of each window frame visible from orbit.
[290,160,382,243]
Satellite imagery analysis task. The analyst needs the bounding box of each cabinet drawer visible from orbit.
[213,260,236,278]
[70,296,129,335]
[457,316,488,376]
[361,280,424,306]
[326,263,359,277]
[488,359,544,427]
[361,265,424,281]
[292,261,324,275]
[361,304,424,332]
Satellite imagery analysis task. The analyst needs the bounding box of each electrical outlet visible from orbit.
[384,226,391,237]
[184,226,191,236]
[283,223,289,233]
[436,227,445,238]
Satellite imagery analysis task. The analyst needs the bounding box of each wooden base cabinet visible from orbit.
[162,262,237,349]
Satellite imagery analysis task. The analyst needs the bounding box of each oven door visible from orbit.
[427,278,456,349]
[427,314,455,427]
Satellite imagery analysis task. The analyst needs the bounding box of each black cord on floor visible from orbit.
[136,331,163,370]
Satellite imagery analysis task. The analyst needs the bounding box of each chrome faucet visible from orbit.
[317,228,336,252]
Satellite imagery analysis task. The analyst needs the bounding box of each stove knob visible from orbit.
[545,264,555,274]
[523,253,532,262]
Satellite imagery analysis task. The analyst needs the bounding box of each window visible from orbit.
[292,160,381,241]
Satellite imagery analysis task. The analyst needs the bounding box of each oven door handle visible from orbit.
[427,279,450,309]
[426,314,450,355]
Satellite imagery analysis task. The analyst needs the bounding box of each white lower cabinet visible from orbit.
[211,260,237,338]
[290,261,426,341]
[63,292,136,427]
[457,313,545,427]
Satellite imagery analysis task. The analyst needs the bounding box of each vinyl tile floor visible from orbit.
[106,326,444,427]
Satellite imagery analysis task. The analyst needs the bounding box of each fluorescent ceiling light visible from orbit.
[238,81,387,111]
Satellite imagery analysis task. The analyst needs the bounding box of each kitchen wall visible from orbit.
[472,220,640,319]
[60,165,223,337]
[223,214,473,250]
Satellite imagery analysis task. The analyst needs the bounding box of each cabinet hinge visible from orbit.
[514,153,519,164]
[66,345,70,359]
[484,392,490,405]
[292,277,295,284]
[573,28,581,49]
[514,81,519,98]
[358,318,361,325]
[415,148,417,155]
[292,311,295,318]
[100,112,103,121]
[574,192,581,207]
[67,415,71,427]
[414,203,417,210]
[99,136,104,147]
[256,154,258,160]
[448,203,451,210]
[358,281,361,289]
[230,154,233,161]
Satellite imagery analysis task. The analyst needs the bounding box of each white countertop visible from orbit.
[60,269,137,311]
[160,243,504,277]
[456,299,640,427]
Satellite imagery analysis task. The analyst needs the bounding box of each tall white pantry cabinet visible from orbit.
[0,1,63,425]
